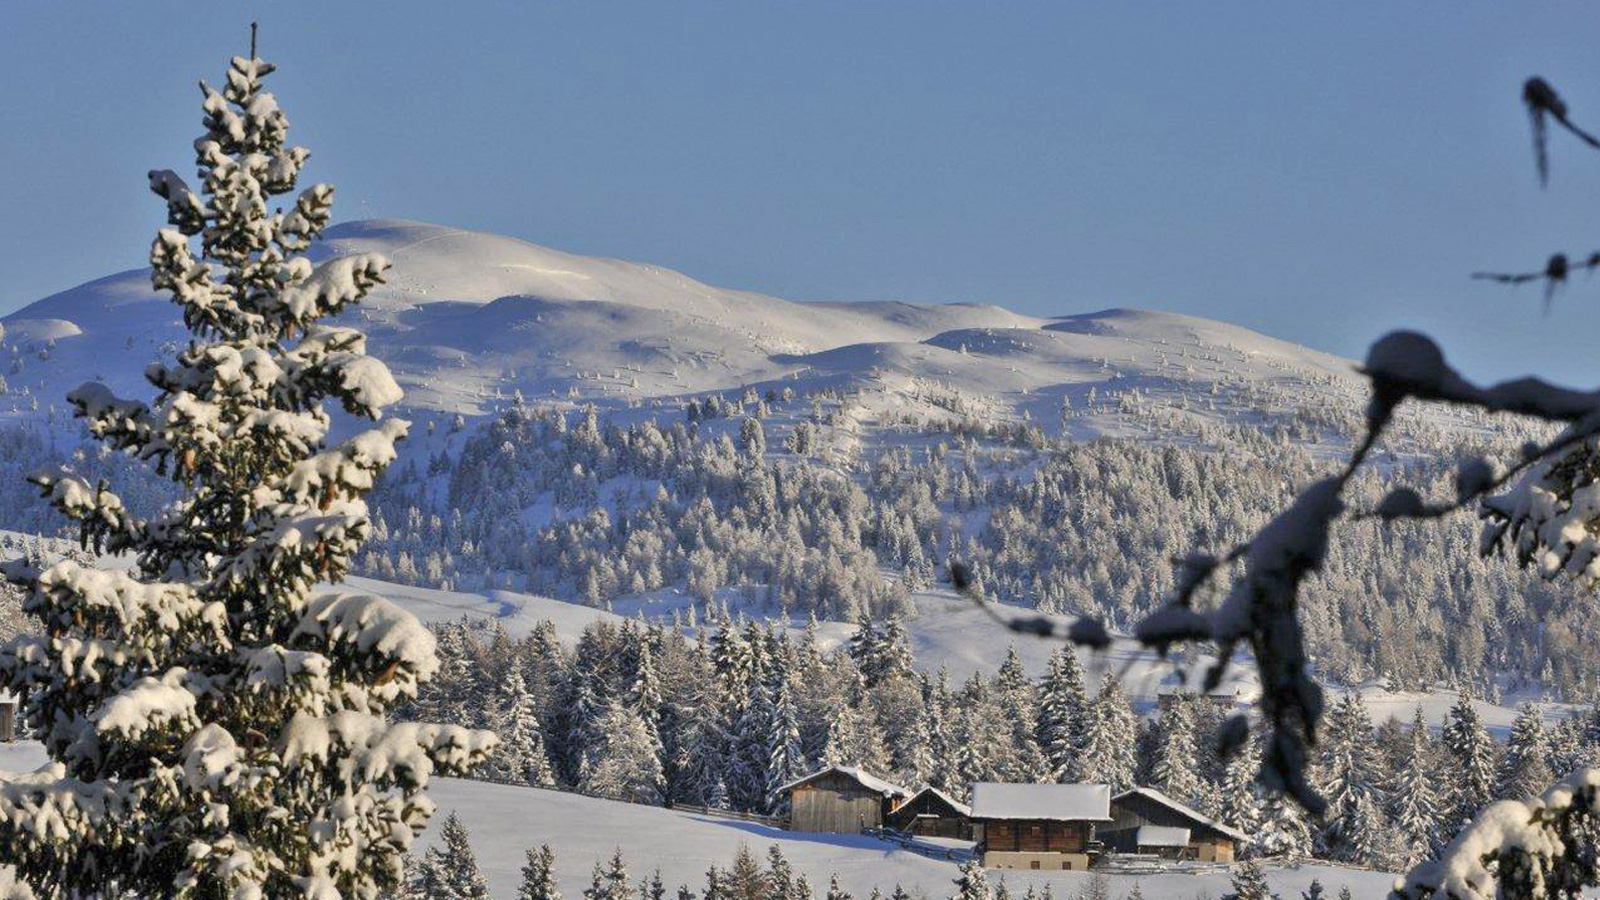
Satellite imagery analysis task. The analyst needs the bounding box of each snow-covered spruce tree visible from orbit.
[0,48,496,900]
[416,813,490,900]
[519,846,561,900]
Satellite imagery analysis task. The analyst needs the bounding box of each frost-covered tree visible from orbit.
[951,860,991,900]
[1222,861,1276,900]
[418,813,491,900]
[1498,703,1553,801]
[0,42,495,900]
[1387,708,1442,868]
[583,701,666,804]
[519,846,561,900]
[1036,646,1089,782]
[1075,673,1138,794]
[496,666,557,787]
[1441,693,1498,830]
[1148,698,1203,806]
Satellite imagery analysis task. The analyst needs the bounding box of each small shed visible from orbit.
[1103,787,1247,862]
[969,782,1112,871]
[779,766,911,833]
[887,786,972,838]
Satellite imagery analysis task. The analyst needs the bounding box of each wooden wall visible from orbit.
[789,772,888,833]
[980,819,1090,853]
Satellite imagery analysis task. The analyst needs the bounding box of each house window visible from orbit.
[1064,861,1074,871]
[1030,826,1041,836]
[1030,862,1040,870]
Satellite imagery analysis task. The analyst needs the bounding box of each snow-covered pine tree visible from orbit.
[951,859,991,900]
[519,846,561,900]
[1075,673,1138,793]
[497,665,558,786]
[1387,708,1442,868]
[1221,860,1275,900]
[1036,646,1089,782]
[763,676,804,815]
[0,43,495,900]
[1441,692,1498,830]
[1149,697,1204,805]
[1300,880,1325,900]
[418,813,491,900]
[584,851,630,900]
[1498,702,1554,801]
[824,875,852,900]
[1254,789,1313,860]
[582,701,666,804]
[1218,736,1264,851]
[1314,693,1383,863]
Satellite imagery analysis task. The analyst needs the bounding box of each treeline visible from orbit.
[356,398,1595,698]
[408,609,1600,872]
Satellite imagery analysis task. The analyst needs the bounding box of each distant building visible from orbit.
[1102,786,1247,862]
[887,786,972,838]
[778,765,911,833]
[968,782,1111,871]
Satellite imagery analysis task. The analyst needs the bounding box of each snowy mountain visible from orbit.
[3,219,1362,429]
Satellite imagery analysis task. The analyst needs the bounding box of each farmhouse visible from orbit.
[968,782,1111,871]
[778,765,911,833]
[1102,786,1248,862]
[886,786,972,838]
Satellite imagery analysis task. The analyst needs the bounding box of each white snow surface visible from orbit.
[0,741,1398,900]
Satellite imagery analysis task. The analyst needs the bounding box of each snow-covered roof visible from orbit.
[968,783,1112,821]
[1112,787,1249,843]
[902,786,972,818]
[1134,825,1191,848]
[776,766,911,799]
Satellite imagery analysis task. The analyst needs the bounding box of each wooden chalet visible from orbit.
[778,765,911,833]
[886,786,972,838]
[968,782,1111,871]
[1102,787,1248,862]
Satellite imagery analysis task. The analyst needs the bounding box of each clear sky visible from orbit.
[4,2,1600,383]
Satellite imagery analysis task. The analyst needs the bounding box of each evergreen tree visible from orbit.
[824,875,852,900]
[583,701,667,804]
[1149,698,1204,805]
[1388,708,1443,867]
[1441,693,1498,829]
[0,43,495,900]
[1036,646,1089,782]
[581,850,629,900]
[499,666,558,786]
[1498,702,1554,801]
[520,846,562,900]
[764,676,806,814]
[1077,673,1139,793]
[1315,693,1384,863]
[951,859,991,900]
[1222,860,1276,900]
[1218,736,1265,850]
[724,846,766,900]
[1300,880,1325,900]
[1255,790,1313,859]
[420,813,491,900]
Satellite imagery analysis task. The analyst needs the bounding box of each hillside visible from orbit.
[4,218,1363,432]
[0,740,1394,900]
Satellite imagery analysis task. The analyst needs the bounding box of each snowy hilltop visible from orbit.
[6,218,1361,429]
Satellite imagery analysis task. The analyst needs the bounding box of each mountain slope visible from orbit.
[3,219,1360,432]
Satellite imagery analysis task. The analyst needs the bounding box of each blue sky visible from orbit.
[5,2,1600,383]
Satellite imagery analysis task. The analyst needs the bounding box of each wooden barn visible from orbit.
[1102,787,1248,862]
[968,782,1111,871]
[778,766,911,833]
[886,786,972,838]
